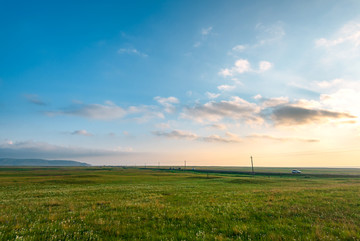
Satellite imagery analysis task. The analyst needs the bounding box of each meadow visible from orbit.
[0,167,360,240]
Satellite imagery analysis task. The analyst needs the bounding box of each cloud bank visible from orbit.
[0,141,134,159]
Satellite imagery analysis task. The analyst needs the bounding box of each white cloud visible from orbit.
[118,48,148,57]
[253,94,262,100]
[316,78,344,88]
[234,59,252,74]
[154,96,179,105]
[206,92,220,99]
[218,59,251,77]
[217,85,236,91]
[258,61,273,72]
[320,88,360,116]
[232,45,246,52]
[219,59,272,77]
[218,68,233,77]
[306,78,360,117]
[154,96,179,113]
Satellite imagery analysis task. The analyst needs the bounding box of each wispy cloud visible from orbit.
[47,101,126,120]
[246,134,319,143]
[128,105,164,123]
[152,129,319,144]
[71,130,92,136]
[315,21,360,48]
[201,26,213,36]
[315,21,360,65]
[208,123,227,130]
[229,22,285,55]
[24,94,46,106]
[255,21,285,46]
[206,92,220,99]
[152,130,241,143]
[46,101,163,122]
[152,130,198,140]
[193,42,201,48]
[201,132,242,143]
[118,48,148,57]
[194,26,213,48]
[232,45,246,52]
[155,122,171,129]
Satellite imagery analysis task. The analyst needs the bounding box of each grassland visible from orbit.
[0,167,360,240]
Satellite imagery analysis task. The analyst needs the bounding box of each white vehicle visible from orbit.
[292,169,301,174]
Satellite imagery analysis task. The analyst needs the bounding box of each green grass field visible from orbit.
[1,167,360,240]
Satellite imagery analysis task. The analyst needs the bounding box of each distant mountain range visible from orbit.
[0,158,91,166]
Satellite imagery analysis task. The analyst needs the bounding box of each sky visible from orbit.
[1,0,360,167]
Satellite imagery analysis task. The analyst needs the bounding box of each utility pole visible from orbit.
[145,163,146,169]
[184,160,186,170]
[250,156,254,175]
[158,162,160,169]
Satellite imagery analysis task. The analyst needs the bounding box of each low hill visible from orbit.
[0,158,90,166]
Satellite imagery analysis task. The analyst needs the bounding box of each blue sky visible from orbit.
[1,0,360,166]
